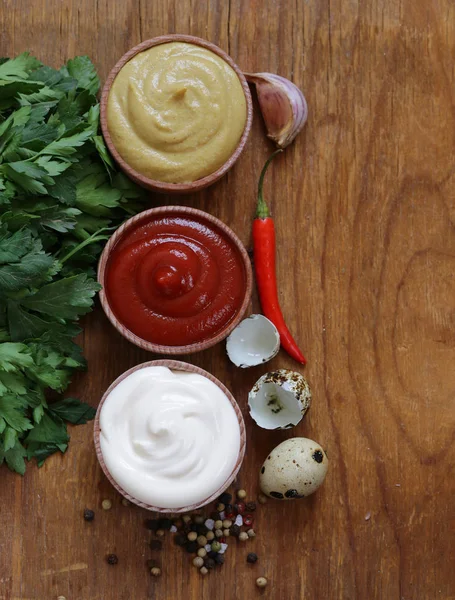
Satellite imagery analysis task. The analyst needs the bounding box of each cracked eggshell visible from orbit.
[259,438,328,499]
[248,369,311,429]
[226,314,280,368]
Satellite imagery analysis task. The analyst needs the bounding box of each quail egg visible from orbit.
[226,314,280,368]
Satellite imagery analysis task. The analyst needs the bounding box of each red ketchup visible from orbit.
[105,214,247,346]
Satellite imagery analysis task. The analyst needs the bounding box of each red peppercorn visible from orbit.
[225,511,235,519]
[220,537,226,543]
[234,502,245,514]
[243,514,254,527]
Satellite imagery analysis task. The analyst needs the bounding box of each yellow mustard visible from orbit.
[107,42,247,183]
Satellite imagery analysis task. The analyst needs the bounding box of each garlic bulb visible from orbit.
[244,73,308,148]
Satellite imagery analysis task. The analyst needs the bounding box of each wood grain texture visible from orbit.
[1,0,455,599]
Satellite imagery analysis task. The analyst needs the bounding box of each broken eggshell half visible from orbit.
[226,314,280,368]
[248,369,311,429]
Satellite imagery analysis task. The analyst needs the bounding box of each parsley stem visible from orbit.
[59,227,115,264]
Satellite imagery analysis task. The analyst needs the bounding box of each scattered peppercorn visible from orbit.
[200,566,208,575]
[145,519,160,531]
[150,540,163,551]
[182,515,192,524]
[211,541,221,552]
[230,524,241,537]
[256,577,268,588]
[215,554,225,565]
[223,529,230,537]
[208,550,218,558]
[102,499,112,511]
[216,503,225,512]
[206,531,215,541]
[214,519,223,530]
[173,518,183,529]
[222,519,232,529]
[197,548,207,558]
[218,492,232,504]
[258,494,268,504]
[156,529,165,537]
[215,529,223,538]
[210,511,220,520]
[195,524,208,536]
[151,567,161,577]
[187,531,197,542]
[194,515,205,525]
[159,518,172,530]
[204,557,216,569]
[239,532,249,542]
[243,514,254,527]
[234,502,245,514]
[236,489,247,500]
[246,502,257,512]
[106,554,118,565]
[247,553,258,564]
[193,557,204,568]
[174,533,187,546]
[83,509,95,522]
[247,529,256,538]
[121,498,130,506]
[197,535,207,546]
[57,596,66,600]
[186,541,199,553]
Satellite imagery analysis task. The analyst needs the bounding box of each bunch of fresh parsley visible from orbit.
[0,53,143,474]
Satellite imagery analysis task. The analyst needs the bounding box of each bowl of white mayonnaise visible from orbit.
[94,360,246,512]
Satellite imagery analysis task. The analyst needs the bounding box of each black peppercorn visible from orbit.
[224,504,233,513]
[158,518,172,530]
[190,523,199,532]
[174,533,187,547]
[145,519,160,531]
[195,524,208,536]
[245,502,257,512]
[218,492,232,505]
[185,541,199,553]
[230,524,241,537]
[207,550,218,559]
[83,509,95,522]
[106,554,118,565]
[215,554,225,565]
[150,540,163,551]
[247,553,258,564]
[210,511,220,520]
[204,557,216,569]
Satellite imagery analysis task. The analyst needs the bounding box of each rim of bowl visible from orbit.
[100,34,253,193]
[94,359,246,513]
[97,205,253,355]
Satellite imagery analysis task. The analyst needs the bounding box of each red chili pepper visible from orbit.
[252,150,307,365]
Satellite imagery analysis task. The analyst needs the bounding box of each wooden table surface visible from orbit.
[1,1,455,599]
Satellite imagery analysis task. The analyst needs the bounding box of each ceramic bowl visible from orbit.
[100,34,253,194]
[97,205,253,354]
[94,359,246,512]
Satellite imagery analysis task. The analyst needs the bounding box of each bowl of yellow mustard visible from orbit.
[100,35,253,193]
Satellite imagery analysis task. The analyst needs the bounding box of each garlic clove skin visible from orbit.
[244,73,308,148]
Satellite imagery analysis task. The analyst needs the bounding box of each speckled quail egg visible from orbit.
[248,369,311,429]
[226,314,280,368]
[259,437,328,499]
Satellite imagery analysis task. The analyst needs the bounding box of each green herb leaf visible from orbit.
[49,397,96,425]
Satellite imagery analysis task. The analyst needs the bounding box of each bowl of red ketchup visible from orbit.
[98,206,253,354]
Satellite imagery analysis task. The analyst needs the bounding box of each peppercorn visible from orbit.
[216,502,225,512]
[174,533,187,547]
[211,541,221,552]
[186,541,199,553]
[197,548,207,558]
[121,498,130,507]
[187,531,197,542]
[214,519,223,530]
[230,524,241,537]
[256,577,267,588]
[57,596,66,600]
[247,529,256,538]
[101,499,112,510]
[173,518,183,530]
[197,535,207,547]
[218,492,232,505]
[224,504,233,513]
[243,514,254,527]
[208,550,218,558]
[151,567,161,577]
[222,519,232,529]
[246,501,257,512]
[195,524,208,536]
[193,557,204,568]
[210,511,220,520]
[194,515,205,525]
[239,532,249,542]
[83,509,95,522]
[204,557,216,569]
[155,529,165,537]
[182,515,192,524]
[145,519,160,531]
[158,518,172,530]
[200,566,208,575]
[215,529,223,538]
[190,523,199,532]
[206,531,215,541]
[234,502,245,514]
[215,554,225,565]
[106,554,118,565]
[258,494,268,504]
[223,529,230,537]
[236,489,247,500]
[247,553,258,564]
[146,559,159,569]
[150,540,163,551]
[220,536,226,543]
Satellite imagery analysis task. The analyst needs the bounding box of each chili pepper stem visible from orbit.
[256,149,283,218]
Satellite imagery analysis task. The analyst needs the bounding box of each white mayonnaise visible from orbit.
[99,366,241,509]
